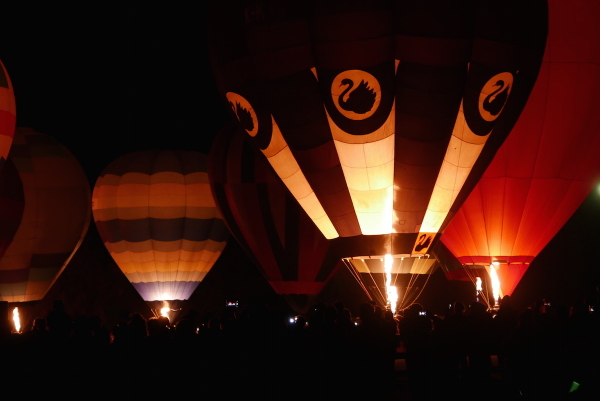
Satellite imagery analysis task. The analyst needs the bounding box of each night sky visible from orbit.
[2,3,600,329]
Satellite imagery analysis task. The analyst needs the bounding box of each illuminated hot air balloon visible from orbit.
[208,1,547,309]
[0,60,16,171]
[208,123,342,311]
[0,128,91,302]
[92,150,229,303]
[440,0,600,299]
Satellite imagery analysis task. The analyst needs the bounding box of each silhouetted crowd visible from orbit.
[1,296,599,399]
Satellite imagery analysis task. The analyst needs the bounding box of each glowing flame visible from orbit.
[384,254,398,314]
[476,277,482,292]
[12,307,20,333]
[160,301,170,320]
[489,265,502,306]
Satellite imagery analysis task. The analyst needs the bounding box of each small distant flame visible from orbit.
[12,307,20,333]
[476,277,482,292]
[384,254,398,314]
[489,265,502,306]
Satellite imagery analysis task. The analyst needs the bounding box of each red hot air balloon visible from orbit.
[0,60,16,171]
[208,1,547,309]
[440,0,600,298]
[0,128,91,303]
[92,150,229,303]
[208,123,342,311]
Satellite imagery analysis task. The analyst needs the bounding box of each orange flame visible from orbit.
[489,265,502,306]
[384,254,398,314]
[12,307,20,333]
[160,301,170,320]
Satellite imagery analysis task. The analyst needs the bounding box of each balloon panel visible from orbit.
[0,128,91,302]
[208,0,547,258]
[441,0,600,295]
[93,150,229,301]
[349,256,436,275]
[0,159,24,258]
[0,60,16,172]
[208,123,341,296]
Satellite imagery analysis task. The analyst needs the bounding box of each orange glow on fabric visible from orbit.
[440,0,600,296]
[92,150,229,302]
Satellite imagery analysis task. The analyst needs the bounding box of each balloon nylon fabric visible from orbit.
[208,0,547,259]
[0,60,16,172]
[0,128,91,302]
[0,159,24,259]
[208,123,341,296]
[92,150,229,301]
[441,0,600,296]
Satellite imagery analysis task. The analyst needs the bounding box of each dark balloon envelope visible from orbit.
[440,0,600,296]
[92,150,229,302]
[208,123,342,301]
[0,159,24,259]
[0,128,90,303]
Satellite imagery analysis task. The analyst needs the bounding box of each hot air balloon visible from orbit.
[92,150,229,307]
[0,128,91,303]
[208,123,342,312]
[439,0,600,302]
[207,0,547,310]
[0,60,16,171]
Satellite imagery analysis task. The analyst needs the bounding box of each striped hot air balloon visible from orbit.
[0,128,91,302]
[0,60,16,171]
[208,124,341,310]
[92,150,229,302]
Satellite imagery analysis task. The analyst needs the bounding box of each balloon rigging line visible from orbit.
[343,259,373,302]
[343,259,370,300]
[400,264,435,311]
[401,259,423,306]
[392,257,403,287]
[400,270,422,310]
[365,262,387,307]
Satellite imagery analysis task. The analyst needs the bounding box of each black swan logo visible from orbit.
[482,80,510,117]
[478,72,513,122]
[414,234,432,253]
[338,79,376,115]
[225,92,258,136]
[230,101,254,133]
[331,70,381,120]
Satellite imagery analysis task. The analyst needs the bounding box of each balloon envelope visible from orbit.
[208,124,342,300]
[92,150,229,302]
[441,0,600,296]
[0,128,91,302]
[208,0,547,260]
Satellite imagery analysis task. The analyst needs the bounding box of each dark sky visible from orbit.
[3,4,600,328]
